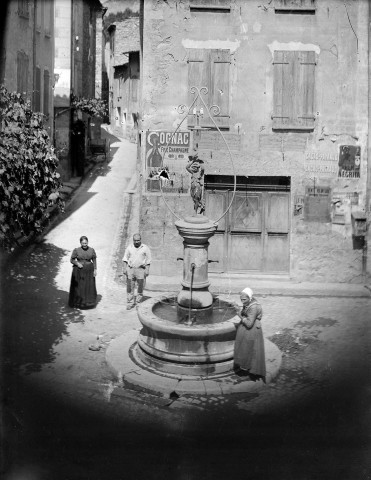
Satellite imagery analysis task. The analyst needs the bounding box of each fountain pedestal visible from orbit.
[175,215,217,310]
[134,214,241,377]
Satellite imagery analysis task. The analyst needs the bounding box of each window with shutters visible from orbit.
[17,51,29,97]
[43,69,50,117]
[272,50,316,131]
[34,66,41,112]
[187,49,230,129]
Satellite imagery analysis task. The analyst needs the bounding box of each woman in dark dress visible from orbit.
[233,287,266,381]
[68,236,97,308]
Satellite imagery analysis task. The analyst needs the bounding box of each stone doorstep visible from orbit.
[105,329,282,397]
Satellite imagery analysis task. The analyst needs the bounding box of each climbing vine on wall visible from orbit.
[71,94,108,118]
[0,85,64,249]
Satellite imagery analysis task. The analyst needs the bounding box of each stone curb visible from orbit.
[105,329,282,396]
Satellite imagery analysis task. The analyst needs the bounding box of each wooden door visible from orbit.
[263,193,290,272]
[205,190,290,273]
[205,191,227,272]
[229,192,264,271]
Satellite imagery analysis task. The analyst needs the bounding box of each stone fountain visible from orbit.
[134,212,240,376]
[107,88,281,388]
[133,96,241,377]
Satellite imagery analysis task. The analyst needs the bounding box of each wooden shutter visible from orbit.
[44,0,52,35]
[187,49,210,127]
[188,49,230,128]
[273,50,294,129]
[36,0,42,30]
[273,50,315,130]
[17,51,29,97]
[210,49,230,128]
[34,66,41,111]
[297,51,315,129]
[43,69,50,116]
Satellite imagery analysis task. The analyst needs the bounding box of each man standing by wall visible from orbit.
[122,233,151,310]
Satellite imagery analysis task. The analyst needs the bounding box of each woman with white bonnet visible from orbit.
[233,287,266,381]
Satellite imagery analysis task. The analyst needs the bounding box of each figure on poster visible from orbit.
[146,132,163,168]
[149,166,173,188]
[186,149,205,215]
[338,145,361,178]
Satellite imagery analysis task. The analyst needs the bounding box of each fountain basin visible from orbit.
[135,294,240,376]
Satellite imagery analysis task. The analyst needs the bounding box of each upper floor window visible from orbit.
[187,49,230,129]
[17,51,29,97]
[272,50,316,131]
[18,0,30,18]
[274,0,316,14]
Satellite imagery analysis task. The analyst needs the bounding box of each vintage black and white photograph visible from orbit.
[1,0,371,479]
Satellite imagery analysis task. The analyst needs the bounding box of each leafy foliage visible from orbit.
[71,94,108,118]
[0,85,64,249]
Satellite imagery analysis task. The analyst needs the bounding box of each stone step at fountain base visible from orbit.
[106,329,282,396]
[133,342,235,376]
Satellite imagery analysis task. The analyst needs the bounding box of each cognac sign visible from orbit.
[145,130,191,193]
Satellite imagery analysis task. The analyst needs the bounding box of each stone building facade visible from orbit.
[139,0,370,283]
[106,16,141,141]
[54,0,103,180]
[1,0,55,137]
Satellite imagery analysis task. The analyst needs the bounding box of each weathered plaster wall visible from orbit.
[140,0,369,282]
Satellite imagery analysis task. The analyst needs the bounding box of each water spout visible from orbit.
[186,263,196,326]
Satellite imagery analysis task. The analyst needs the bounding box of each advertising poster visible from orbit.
[338,145,361,178]
[146,130,191,193]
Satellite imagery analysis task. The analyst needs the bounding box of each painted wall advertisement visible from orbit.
[304,151,338,175]
[146,131,191,193]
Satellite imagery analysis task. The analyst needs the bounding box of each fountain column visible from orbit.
[175,215,217,309]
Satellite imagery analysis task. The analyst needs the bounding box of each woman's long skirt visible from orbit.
[234,323,266,377]
[68,263,97,308]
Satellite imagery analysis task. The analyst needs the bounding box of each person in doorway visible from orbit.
[69,236,97,308]
[232,287,266,382]
[122,233,151,310]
